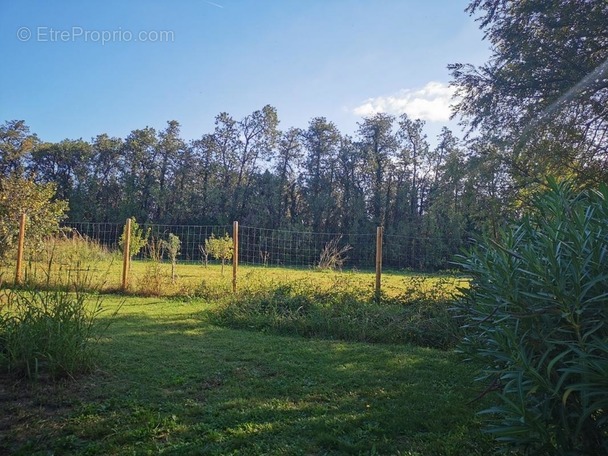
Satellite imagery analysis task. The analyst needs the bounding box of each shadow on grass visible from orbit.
[2,309,495,455]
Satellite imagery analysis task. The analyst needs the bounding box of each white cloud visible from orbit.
[352,81,457,122]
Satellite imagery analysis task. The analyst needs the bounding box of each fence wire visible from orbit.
[61,221,459,270]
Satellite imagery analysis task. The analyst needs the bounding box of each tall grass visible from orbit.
[0,287,114,380]
[5,229,465,303]
[4,231,464,353]
[1,233,120,380]
[23,231,117,291]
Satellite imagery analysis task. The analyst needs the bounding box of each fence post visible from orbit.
[122,217,132,291]
[15,213,26,285]
[375,226,383,302]
[232,221,239,293]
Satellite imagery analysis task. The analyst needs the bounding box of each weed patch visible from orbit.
[209,277,461,349]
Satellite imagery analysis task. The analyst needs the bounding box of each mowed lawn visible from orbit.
[0,295,495,455]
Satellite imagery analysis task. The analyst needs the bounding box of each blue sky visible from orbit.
[0,0,490,143]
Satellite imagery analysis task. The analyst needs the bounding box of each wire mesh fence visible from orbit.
[60,220,459,271]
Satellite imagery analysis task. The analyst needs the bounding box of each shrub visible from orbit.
[20,231,116,292]
[0,176,67,261]
[138,237,170,296]
[47,229,116,265]
[162,233,181,282]
[318,236,352,271]
[119,217,150,260]
[453,179,608,455]
[205,233,233,275]
[0,287,116,380]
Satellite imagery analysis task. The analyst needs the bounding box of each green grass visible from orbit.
[210,276,461,349]
[0,295,496,455]
[3,240,466,299]
[1,240,485,453]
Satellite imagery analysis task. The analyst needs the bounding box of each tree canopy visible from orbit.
[0,113,481,269]
[450,0,608,186]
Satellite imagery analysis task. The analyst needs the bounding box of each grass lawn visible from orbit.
[0,295,494,455]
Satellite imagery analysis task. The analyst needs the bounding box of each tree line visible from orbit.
[0,113,499,253]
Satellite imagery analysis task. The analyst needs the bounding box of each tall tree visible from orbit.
[335,136,367,233]
[121,127,159,222]
[209,112,240,224]
[274,127,303,228]
[232,105,279,220]
[155,120,186,223]
[450,0,608,185]
[301,117,341,232]
[423,128,470,265]
[357,113,399,227]
[463,136,514,239]
[170,140,204,224]
[190,134,220,224]
[30,139,91,218]
[0,120,38,177]
[396,115,431,221]
[87,134,124,222]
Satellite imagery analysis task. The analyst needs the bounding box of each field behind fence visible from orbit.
[6,217,464,297]
[61,220,457,270]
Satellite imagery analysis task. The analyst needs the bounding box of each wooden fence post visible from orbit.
[122,218,132,291]
[375,226,383,302]
[15,213,26,285]
[232,221,239,293]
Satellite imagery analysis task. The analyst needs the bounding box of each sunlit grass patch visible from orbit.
[4,251,465,300]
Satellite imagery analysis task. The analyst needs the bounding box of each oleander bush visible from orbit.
[454,179,608,455]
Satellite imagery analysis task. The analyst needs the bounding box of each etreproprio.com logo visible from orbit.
[17,26,175,45]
